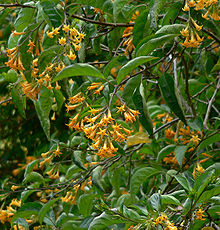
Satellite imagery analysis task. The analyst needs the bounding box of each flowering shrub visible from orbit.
[0,0,219,229]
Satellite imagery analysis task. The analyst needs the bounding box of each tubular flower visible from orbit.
[54,146,62,157]
[195,208,206,220]
[63,24,70,33]
[195,0,205,10]
[211,6,220,20]
[188,0,196,7]
[182,1,190,11]
[59,37,66,45]
[27,40,35,53]
[193,163,205,178]
[180,25,189,36]
[191,19,203,31]
[67,50,76,61]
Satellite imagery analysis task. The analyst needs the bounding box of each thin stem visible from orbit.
[203,76,220,129]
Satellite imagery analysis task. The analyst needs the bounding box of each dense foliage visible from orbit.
[0,0,220,229]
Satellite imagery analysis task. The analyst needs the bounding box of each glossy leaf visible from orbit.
[132,83,153,135]
[39,197,60,224]
[130,167,160,196]
[159,73,186,123]
[53,63,104,82]
[174,145,187,167]
[34,86,53,140]
[11,83,26,118]
[136,34,177,57]
[117,56,157,84]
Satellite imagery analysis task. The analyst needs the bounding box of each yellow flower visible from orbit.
[52,27,60,35]
[10,199,21,207]
[11,185,20,191]
[202,10,210,20]
[46,31,54,38]
[182,1,190,11]
[54,146,62,157]
[195,208,206,220]
[188,0,196,7]
[195,0,205,10]
[63,24,70,33]
[67,50,76,61]
[180,25,189,36]
[211,7,220,20]
[191,19,203,31]
[117,104,126,114]
[12,31,26,37]
[59,37,66,45]
[190,134,201,144]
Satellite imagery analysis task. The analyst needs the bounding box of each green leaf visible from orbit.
[73,150,86,170]
[39,1,62,28]
[24,159,39,177]
[150,0,167,29]
[174,145,187,167]
[117,56,157,84]
[103,56,120,78]
[133,9,151,46]
[53,63,104,82]
[198,185,220,203]
[161,195,182,206]
[92,166,105,192]
[14,3,36,31]
[23,172,44,184]
[136,34,177,57]
[174,175,191,191]
[53,88,65,112]
[194,170,215,199]
[11,202,42,225]
[158,73,186,124]
[198,133,220,151]
[88,211,123,230]
[11,83,26,118]
[39,197,60,224]
[130,167,160,196]
[132,83,153,135]
[38,45,61,73]
[4,70,18,83]
[149,193,161,211]
[21,190,37,204]
[78,194,96,217]
[34,86,53,140]
[113,0,129,23]
[155,24,185,35]
[157,144,176,162]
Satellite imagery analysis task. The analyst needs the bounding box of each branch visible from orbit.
[72,14,134,27]
[203,76,220,129]
[0,4,35,9]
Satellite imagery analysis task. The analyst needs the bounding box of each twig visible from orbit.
[203,76,220,129]
[72,14,134,27]
[0,4,35,9]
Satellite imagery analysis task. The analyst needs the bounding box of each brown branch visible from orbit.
[0,4,35,9]
[72,14,134,27]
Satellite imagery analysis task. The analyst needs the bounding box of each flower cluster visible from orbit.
[46,25,85,61]
[155,214,177,230]
[195,208,206,220]
[40,146,63,169]
[5,47,25,71]
[122,11,139,55]
[181,0,219,48]
[182,0,219,20]
[193,163,205,178]
[65,84,140,158]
